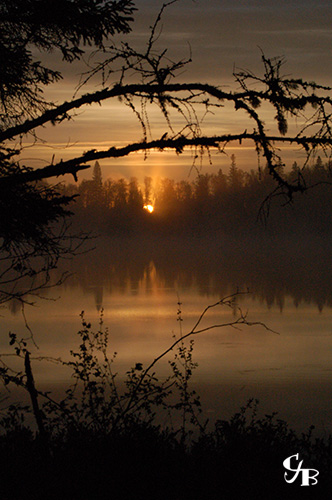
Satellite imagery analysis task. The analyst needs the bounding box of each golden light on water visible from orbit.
[143,204,154,213]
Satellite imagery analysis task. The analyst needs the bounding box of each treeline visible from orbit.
[61,156,332,236]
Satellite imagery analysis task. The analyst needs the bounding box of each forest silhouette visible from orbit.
[3,1,332,498]
[62,155,332,237]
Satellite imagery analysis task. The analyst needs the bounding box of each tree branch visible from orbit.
[114,292,276,424]
[2,131,332,189]
[3,79,329,143]
[1,53,332,201]
[0,82,248,142]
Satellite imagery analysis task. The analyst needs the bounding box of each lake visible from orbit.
[1,233,332,435]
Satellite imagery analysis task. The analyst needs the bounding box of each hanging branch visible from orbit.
[1,70,332,199]
[2,1,332,200]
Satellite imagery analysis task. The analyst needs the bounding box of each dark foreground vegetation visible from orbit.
[1,404,332,500]
[2,2,332,498]
[1,302,332,500]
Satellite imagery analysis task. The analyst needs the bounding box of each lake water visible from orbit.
[1,234,332,435]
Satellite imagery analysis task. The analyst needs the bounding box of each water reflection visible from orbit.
[59,234,332,313]
[2,234,332,435]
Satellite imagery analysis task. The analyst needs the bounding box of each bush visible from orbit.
[1,300,332,499]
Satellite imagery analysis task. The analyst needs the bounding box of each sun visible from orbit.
[143,204,154,213]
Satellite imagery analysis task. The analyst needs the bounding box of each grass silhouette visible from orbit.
[1,295,331,499]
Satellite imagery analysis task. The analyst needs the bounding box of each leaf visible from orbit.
[9,332,16,346]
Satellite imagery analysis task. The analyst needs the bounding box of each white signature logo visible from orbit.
[283,453,319,486]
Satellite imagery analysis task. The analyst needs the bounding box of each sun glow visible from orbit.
[143,204,154,213]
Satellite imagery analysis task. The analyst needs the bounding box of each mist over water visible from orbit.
[2,233,332,434]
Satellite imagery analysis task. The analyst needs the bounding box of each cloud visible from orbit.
[248,28,332,36]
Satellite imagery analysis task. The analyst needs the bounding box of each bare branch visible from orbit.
[0,82,253,142]
[116,292,277,422]
[2,130,332,190]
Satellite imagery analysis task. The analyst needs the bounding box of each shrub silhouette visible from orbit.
[1,296,332,499]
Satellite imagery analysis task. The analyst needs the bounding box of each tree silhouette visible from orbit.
[0,0,135,128]
[0,0,135,304]
[128,177,143,211]
[92,161,103,187]
[90,161,104,208]
[2,1,332,301]
[2,3,332,194]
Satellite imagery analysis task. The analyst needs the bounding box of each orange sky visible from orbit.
[19,0,332,182]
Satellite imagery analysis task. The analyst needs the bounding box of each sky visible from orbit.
[21,0,332,182]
